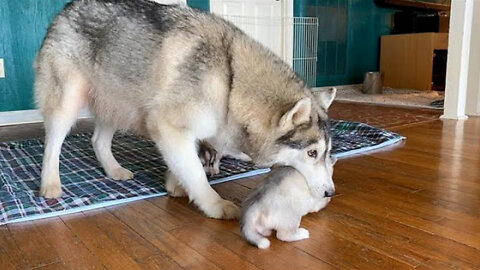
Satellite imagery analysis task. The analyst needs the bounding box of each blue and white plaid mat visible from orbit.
[0,120,403,224]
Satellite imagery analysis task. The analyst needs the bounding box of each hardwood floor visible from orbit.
[1,106,479,270]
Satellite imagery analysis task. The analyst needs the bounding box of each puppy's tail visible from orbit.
[240,211,270,249]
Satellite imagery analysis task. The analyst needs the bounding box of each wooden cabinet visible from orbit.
[380,33,448,90]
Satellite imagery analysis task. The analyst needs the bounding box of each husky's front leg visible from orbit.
[153,125,240,219]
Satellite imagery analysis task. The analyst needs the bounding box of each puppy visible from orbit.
[240,166,332,249]
[198,141,221,176]
[165,140,221,197]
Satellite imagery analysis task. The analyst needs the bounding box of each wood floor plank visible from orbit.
[0,226,27,270]
[339,157,480,203]
[314,203,480,270]
[335,166,480,232]
[83,209,162,260]
[82,209,182,270]
[294,219,414,270]
[341,176,480,250]
[33,217,106,270]
[303,211,429,268]
[7,221,62,269]
[35,262,74,270]
[138,255,186,270]
[168,225,260,270]
[335,186,480,250]
[108,201,222,270]
[61,212,145,270]
[328,200,480,269]
[108,200,185,231]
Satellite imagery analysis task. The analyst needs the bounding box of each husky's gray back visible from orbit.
[36,0,245,131]
[38,0,231,87]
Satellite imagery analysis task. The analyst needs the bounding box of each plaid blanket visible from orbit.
[0,120,403,224]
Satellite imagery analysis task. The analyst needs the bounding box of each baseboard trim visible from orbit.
[440,114,469,120]
[312,84,362,92]
[0,109,92,127]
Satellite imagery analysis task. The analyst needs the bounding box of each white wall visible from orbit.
[465,0,480,116]
[441,0,473,120]
[443,0,480,119]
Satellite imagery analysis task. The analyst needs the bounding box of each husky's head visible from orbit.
[256,88,337,198]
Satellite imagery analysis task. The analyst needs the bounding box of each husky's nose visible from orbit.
[324,190,335,198]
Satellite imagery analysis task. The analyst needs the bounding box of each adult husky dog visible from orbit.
[34,0,336,219]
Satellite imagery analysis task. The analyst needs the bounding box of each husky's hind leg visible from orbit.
[92,121,134,180]
[37,70,88,198]
[151,123,240,219]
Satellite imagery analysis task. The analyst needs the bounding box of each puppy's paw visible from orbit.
[107,167,134,180]
[257,238,271,249]
[40,183,62,198]
[296,228,310,240]
[203,199,240,220]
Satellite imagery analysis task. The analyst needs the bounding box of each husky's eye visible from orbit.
[307,150,317,158]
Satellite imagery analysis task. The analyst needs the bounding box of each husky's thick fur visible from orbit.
[240,166,332,249]
[34,0,336,219]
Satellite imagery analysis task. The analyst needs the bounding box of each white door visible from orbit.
[210,0,285,59]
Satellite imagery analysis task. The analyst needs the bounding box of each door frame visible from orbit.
[442,0,480,119]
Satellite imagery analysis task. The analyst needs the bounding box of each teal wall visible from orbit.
[295,0,398,86]
[0,0,71,112]
[187,0,209,11]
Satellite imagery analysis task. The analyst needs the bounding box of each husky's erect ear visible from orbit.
[315,87,337,110]
[279,98,312,129]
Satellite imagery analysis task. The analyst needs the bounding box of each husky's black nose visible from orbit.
[324,190,335,197]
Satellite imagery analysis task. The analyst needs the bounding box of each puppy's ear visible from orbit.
[278,98,311,130]
[315,87,336,110]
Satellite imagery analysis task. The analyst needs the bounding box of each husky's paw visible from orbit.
[40,183,62,198]
[233,152,252,162]
[257,238,271,249]
[165,171,187,197]
[107,167,134,180]
[203,199,240,220]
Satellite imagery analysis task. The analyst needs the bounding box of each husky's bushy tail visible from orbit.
[240,211,270,249]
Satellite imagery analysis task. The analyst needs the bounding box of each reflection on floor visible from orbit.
[329,101,441,129]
